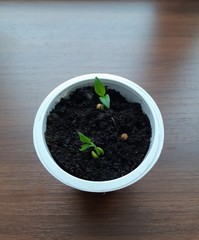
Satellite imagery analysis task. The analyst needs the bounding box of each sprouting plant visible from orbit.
[94,77,110,109]
[78,132,104,159]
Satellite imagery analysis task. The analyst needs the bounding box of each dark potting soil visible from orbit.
[45,86,152,181]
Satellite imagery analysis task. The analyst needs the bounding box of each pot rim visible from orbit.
[33,73,164,192]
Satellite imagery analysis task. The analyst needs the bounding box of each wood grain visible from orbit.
[0,1,199,239]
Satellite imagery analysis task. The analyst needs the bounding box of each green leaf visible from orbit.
[79,144,92,151]
[91,151,99,159]
[94,77,106,97]
[95,147,104,156]
[100,94,110,109]
[78,132,92,144]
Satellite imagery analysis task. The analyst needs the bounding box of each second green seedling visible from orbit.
[78,132,104,159]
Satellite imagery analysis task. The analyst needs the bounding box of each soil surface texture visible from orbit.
[45,86,152,181]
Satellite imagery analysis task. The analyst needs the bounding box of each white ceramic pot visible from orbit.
[33,73,164,192]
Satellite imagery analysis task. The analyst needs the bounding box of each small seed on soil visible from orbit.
[120,133,128,141]
[96,103,104,110]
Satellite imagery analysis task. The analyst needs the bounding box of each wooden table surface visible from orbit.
[0,1,199,239]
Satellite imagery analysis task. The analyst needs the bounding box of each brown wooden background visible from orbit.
[0,1,199,239]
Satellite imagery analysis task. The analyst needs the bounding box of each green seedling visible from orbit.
[78,132,104,158]
[94,77,110,109]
